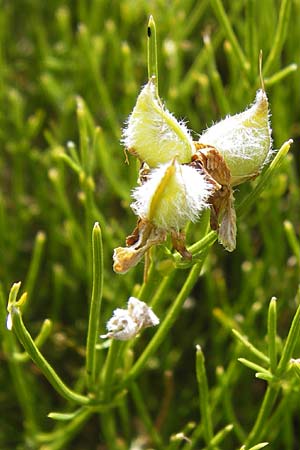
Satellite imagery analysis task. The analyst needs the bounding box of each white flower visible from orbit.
[127,297,160,328]
[198,90,272,186]
[100,297,159,341]
[123,79,194,167]
[131,159,213,231]
[101,308,138,341]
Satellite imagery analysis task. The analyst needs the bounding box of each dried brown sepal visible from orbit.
[218,190,237,252]
[170,229,192,260]
[193,143,231,186]
[113,219,167,274]
[192,143,237,251]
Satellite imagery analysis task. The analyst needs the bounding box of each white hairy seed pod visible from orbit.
[198,90,272,186]
[123,79,194,167]
[131,159,212,231]
[100,297,159,340]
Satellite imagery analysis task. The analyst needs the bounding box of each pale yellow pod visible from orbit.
[131,159,212,231]
[123,80,194,167]
[198,90,272,186]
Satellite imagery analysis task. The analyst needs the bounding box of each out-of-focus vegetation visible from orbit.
[0,1,299,449]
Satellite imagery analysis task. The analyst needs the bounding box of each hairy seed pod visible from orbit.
[123,79,194,167]
[198,90,272,186]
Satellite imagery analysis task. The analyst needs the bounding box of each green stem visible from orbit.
[0,289,38,435]
[276,287,300,375]
[244,385,279,448]
[150,271,176,309]
[40,407,93,450]
[245,0,258,82]
[174,230,217,263]
[86,222,104,391]
[208,424,234,448]
[123,262,202,385]
[195,345,214,446]
[210,0,250,74]
[11,307,90,405]
[147,15,159,94]
[267,297,277,373]
[232,329,270,365]
[245,288,300,447]
[263,0,292,75]
[14,318,52,362]
[76,97,89,174]
[237,140,293,218]
[23,231,46,311]
[284,220,300,266]
[100,412,119,450]
[264,63,298,87]
[238,358,271,375]
[101,339,122,401]
[130,381,163,448]
[138,260,161,301]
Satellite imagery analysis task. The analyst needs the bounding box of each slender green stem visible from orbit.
[14,318,52,362]
[276,287,300,375]
[284,220,300,266]
[244,385,279,448]
[100,412,119,450]
[23,231,46,311]
[203,33,230,115]
[237,140,293,218]
[174,230,217,263]
[195,345,214,446]
[130,381,163,448]
[150,271,176,309]
[265,63,298,87]
[238,358,271,376]
[123,262,202,385]
[40,407,93,450]
[0,289,38,435]
[263,0,292,75]
[245,443,269,450]
[86,222,104,391]
[232,329,270,365]
[137,260,161,301]
[147,15,159,94]
[267,298,277,373]
[76,97,90,174]
[245,288,300,447]
[208,424,234,448]
[245,0,258,82]
[210,0,250,74]
[101,339,123,401]
[11,307,90,405]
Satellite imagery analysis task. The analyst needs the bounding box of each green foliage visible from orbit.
[0,1,300,449]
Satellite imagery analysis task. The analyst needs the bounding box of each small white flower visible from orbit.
[127,297,160,328]
[101,297,159,341]
[101,308,138,341]
[131,159,213,231]
[198,90,272,186]
[123,79,194,167]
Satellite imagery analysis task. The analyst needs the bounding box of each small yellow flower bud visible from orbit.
[198,90,272,186]
[123,79,194,167]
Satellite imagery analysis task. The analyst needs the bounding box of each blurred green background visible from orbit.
[0,1,300,449]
